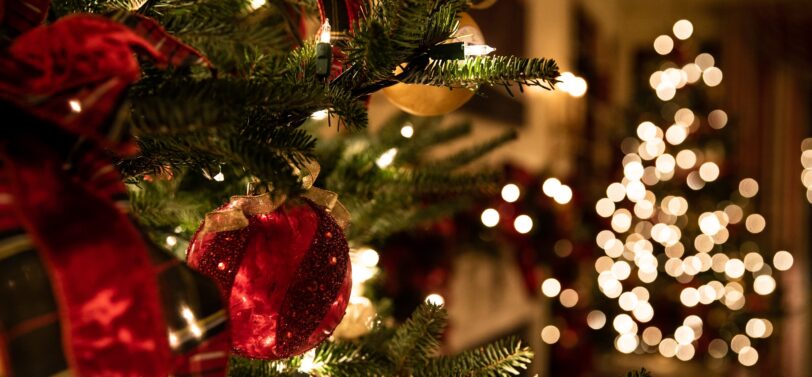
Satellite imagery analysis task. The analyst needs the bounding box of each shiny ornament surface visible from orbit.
[381,13,484,116]
[187,198,351,359]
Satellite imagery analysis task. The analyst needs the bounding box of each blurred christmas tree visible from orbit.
[0,0,563,376]
[588,19,793,369]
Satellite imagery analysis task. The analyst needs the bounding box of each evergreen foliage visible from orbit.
[227,303,534,377]
[47,0,559,375]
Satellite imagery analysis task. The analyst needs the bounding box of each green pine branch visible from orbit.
[400,55,559,93]
[416,337,533,377]
[224,304,533,377]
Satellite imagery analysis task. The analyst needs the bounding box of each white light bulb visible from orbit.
[375,148,398,168]
[464,44,496,56]
[320,19,331,44]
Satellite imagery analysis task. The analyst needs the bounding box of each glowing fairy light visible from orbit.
[68,99,82,113]
[400,124,414,138]
[514,215,533,234]
[672,19,693,40]
[425,293,444,306]
[653,35,674,55]
[587,310,607,329]
[310,109,329,120]
[501,183,520,202]
[375,148,398,168]
[480,208,500,227]
[541,325,560,344]
[464,44,496,57]
[541,278,562,297]
[250,0,266,10]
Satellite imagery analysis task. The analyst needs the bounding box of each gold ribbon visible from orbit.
[201,160,350,233]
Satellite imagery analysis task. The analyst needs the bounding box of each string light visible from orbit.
[513,215,533,234]
[541,325,560,344]
[463,44,496,57]
[501,183,520,202]
[249,0,266,10]
[672,19,694,40]
[68,99,82,113]
[480,208,500,227]
[425,293,445,306]
[310,110,329,120]
[400,124,414,138]
[375,148,398,168]
[653,35,674,55]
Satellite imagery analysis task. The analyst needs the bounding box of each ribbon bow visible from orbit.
[0,6,225,377]
[203,161,350,234]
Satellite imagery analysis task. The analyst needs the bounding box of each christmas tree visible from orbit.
[0,0,563,376]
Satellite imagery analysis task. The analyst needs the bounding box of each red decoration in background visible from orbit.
[0,8,227,377]
[188,198,351,360]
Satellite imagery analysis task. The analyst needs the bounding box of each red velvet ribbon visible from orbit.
[0,12,216,377]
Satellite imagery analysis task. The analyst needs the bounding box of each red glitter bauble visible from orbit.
[187,197,351,359]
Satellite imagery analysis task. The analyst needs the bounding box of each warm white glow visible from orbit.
[619,292,639,311]
[616,333,639,354]
[541,325,560,344]
[554,185,573,204]
[659,338,678,357]
[357,248,380,267]
[708,338,728,358]
[683,63,702,84]
[753,275,776,295]
[213,171,225,182]
[250,0,266,10]
[425,293,445,306]
[656,82,676,101]
[613,314,635,334]
[596,198,616,218]
[773,250,794,271]
[541,278,562,297]
[632,302,654,322]
[725,259,746,279]
[587,310,607,329]
[375,148,398,168]
[400,124,414,138]
[699,162,720,182]
[731,334,750,353]
[680,287,700,307]
[739,178,759,198]
[745,214,766,233]
[481,208,500,227]
[606,182,626,202]
[738,346,759,366]
[665,125,687,145]
[310,109,329,120]
[673,19,694,40]
[68,99,82,113]
[746,318,767,338]
[703,67,723,87]
[654,35,674,55]
[560,289,579,308]
[695,53,715,70]
[501,183,521,202]
[642,327,662,346]
[464,44,496,57]
[708,109,728,129]
[675,326,695,345]
[298,349,321,373]
[514,215,533,234]
[676,149,697,169]
[676,344,695,361]
[542,178,562,197]
[165,236,178,247]
[319,19,332,43]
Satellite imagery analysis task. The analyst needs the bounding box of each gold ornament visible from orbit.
[382,13,485,116]
[469,0,498,9]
